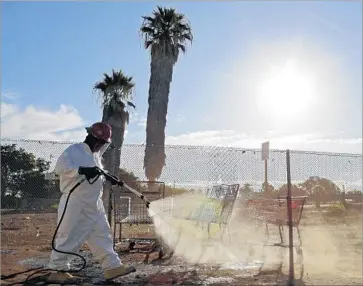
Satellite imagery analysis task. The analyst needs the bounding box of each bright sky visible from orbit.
[2,1,362,154]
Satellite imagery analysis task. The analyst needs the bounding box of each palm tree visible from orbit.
[93,69,135,222]
[140,6,193,181]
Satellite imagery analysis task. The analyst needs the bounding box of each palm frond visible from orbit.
[140,6,193,58]
[178,44,186,53]
[93,69,136,117]
[127,101,136,109]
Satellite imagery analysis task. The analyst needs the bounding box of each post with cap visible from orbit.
[262,141,269,194]
[286,149,295,285]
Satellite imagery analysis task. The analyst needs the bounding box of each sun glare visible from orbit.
[256,59,317,122]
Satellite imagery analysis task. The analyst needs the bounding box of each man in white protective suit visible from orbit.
[47,122,136,284]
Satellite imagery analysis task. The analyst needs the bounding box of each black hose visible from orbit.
[1,178,92,284]
[1,169,140,285]
[49,180,88,273]
[0,267,43,280]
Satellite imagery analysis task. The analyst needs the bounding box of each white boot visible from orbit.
[47,272,80,284]
[104,264,136,280]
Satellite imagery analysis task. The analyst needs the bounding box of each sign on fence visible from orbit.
[261,141,270,160]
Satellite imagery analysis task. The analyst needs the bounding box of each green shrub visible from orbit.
[50,203,59,210]
[324,202,346,218]
[164,186,190,197]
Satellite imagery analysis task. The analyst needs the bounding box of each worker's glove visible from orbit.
[78,166,101,180]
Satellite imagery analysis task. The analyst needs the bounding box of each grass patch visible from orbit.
[323,202,346,218]
[50,203,58,210]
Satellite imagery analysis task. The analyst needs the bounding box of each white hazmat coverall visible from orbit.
[48,142,122,271]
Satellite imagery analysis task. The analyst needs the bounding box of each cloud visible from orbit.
[129,112,139,124]
[174,114,186,123]
[1,102,87,142]
[129,112,146,128]
[137,117,147,128]
[129,112,186,129]
[166,130,362,154]
[1,102,18,118]
[1,101,361,154]
[1,90,21,100]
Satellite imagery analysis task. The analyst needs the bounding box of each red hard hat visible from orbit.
[86,122,112,142]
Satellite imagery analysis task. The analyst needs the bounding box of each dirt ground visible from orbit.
[1,207,362,285]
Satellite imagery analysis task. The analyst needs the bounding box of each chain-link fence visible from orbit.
[1,138,362,282]
[1,137,362,211]
[0,137,361,225]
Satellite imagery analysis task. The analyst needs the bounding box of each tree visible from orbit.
[299,176,341,207]
[346,189,362,202]
[242,183,254,193]
[262,182,276,198]
[277,184,308,197]
[118,168,139,190]
[141,6,193,181]
[299,176,341,194]
[94,69,136,222]
[240,183,254,199]
[1,144,51,207]
[240,183,255,199]
[118,168,139,182]
[345,189,362,196]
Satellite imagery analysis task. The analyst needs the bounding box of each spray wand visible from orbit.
[96,167,151,208]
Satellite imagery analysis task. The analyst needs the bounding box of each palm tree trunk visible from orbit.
[144,54,174,181]
[102,108,127,224]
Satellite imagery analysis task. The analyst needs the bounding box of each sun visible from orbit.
[256,59,317,121]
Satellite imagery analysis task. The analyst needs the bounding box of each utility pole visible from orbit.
[286,149,295,285]
[264,159,268,191]
[341,184,346,208]
[262,141,270,194]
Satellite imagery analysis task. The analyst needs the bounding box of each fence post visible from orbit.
[286,149,295,285]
